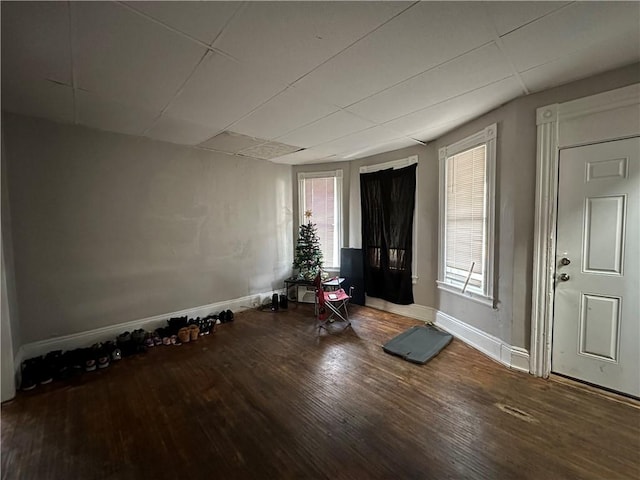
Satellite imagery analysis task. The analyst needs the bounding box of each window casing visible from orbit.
[437,124,496,307]
[297,170,343,269]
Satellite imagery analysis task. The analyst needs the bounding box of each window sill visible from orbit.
[436,281,496,309]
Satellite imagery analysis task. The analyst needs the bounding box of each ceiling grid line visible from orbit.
[2,1,638,164]
[141,49,215,136]
[497,1,576,38]
[115,1,241,64]
[208,1,250,49]
[289,1,421,87]
[481,4,530,96]
[340,40,497,111]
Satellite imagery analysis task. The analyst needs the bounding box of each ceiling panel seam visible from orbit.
[340,40,498,111]
[114,1,240,64]
[289,1,420,87]
[378,75,518,130]
[141,50,214,136]
[208,1,249,49]
[480,3,530,95]
[497,1,575,38]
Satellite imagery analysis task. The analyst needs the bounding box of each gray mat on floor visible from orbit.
[382,325,453,364]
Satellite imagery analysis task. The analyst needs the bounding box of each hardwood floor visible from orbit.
[2,305,639,480]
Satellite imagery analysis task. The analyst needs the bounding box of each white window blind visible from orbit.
[445,145,486,288]
[437,123,496,307]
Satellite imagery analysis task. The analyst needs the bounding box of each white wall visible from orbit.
[3,113,293,345]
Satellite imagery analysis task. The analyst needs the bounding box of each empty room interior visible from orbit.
[1,1,639,479]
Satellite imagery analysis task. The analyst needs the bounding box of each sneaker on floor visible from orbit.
[20,358,40,391]
[82,348,97,372]
[92,343,110,369]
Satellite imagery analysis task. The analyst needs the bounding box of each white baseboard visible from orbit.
[15,291,270,368]
[366,298,530,373]
[365,296,436,323]
[506,346,531,373]
[435,311,530,373]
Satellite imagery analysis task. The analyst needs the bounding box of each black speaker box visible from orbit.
[279,294,288,309]
[340,248,365,306]
[271,293,279,311]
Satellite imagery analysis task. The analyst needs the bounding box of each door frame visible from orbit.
[530,83,640,378]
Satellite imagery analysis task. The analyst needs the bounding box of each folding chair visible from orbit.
[313,274,354,333]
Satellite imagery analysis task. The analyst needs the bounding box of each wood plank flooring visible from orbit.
[2,305,639,480]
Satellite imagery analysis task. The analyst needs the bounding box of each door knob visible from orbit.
[559,273,570,282]
[560,257,571,266]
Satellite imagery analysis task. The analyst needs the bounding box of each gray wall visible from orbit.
[3,114,293,344]
[434,62,640,349]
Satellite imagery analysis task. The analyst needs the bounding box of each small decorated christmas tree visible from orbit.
[293,210,324,280]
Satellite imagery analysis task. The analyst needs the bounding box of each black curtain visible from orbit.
[360,163,416,305]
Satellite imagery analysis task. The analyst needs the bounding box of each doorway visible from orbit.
[552,138,639,397]
[530,83,640,393]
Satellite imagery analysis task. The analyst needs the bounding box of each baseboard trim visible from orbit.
[434,311,529,373]
[365,298,530,373]
[15,292,270,368]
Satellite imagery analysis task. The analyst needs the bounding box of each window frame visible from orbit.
[297,169,343,270]
[437,124,497,307]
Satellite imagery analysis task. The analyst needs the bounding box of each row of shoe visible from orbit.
[19,310,234,391]
[20,341,123,390]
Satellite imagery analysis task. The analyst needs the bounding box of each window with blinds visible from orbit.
[445,145,486,289]
[437,124,496,305]
[298,170,342,269]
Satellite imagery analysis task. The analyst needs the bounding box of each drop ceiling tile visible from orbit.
[315,126,406,157]
[1,78,74,124]
[348,43,512,124]
[277,111,374,148]
[199,131,265,153]
[73,2,207,111]
[123,1,241,45]
[1,1,72,85]
[76,90,160,136]
[483,2,570,36]
[385,77,523,138]
[230,87,339,140]
[145,115,218,145]
[165,52,287,130]
[238,141,301,160]
[520,30,640,93]
[215,2,410,84]
[403,114,480,144]
[293,2,495,107]
[342,137,423,161]
[271,148,335,165]
[501,1,640,73]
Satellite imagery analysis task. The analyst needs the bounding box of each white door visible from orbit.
[552,137,640,397]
